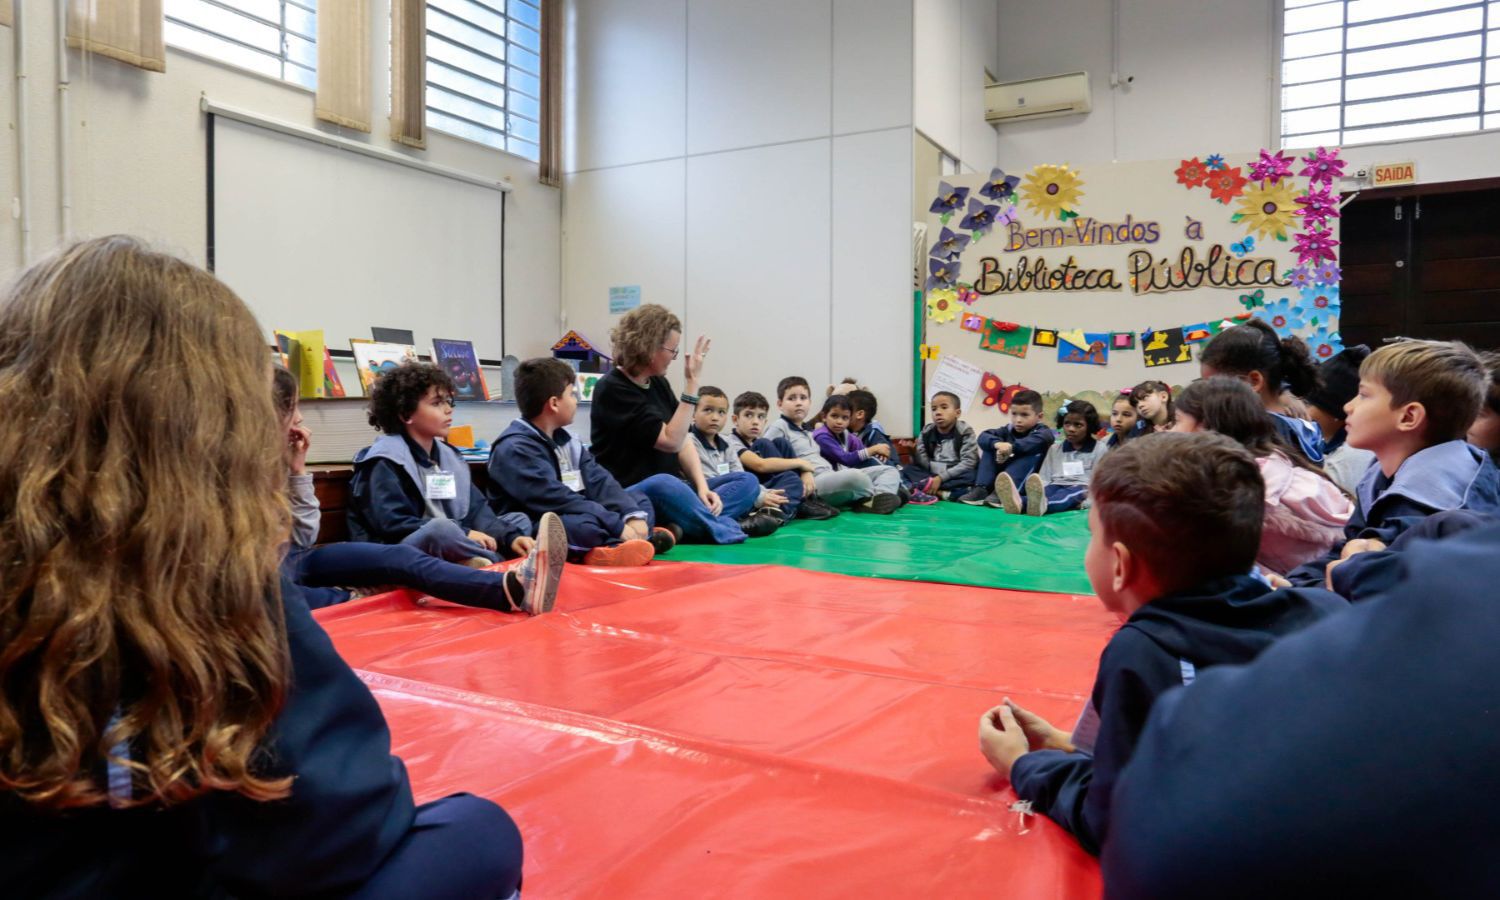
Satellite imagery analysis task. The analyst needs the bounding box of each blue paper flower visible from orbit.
[979,167,1021,201]
[929,182,970,214]
[925,257,959,292]
[931,226,971,261]
[1307,325,1344,361]
[1253,296,1306,338]
[1206,154,1227,170]
[1299,284,1341,324]
[959,197,1002,235]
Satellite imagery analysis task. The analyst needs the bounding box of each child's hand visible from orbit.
[798,459,816,474]
[286,424,312,474]
[995,442,1013,461]
[929,474,943,491]
[1264,572,1292,589]
[758,489,789,509]
[800,471,817,495]
[978,702,1030,778]
[698,487,723,516]
[1342,538,1387,558]
[468,529,498,552]
[620,519,650,542]
[510,535,535,556]
[868,443,892,460]
[1005,700,1072,752]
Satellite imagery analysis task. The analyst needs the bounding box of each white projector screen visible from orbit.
[211,116,506,359]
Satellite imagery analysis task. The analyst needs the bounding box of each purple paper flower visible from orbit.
[1299,147,1345,187]
[1294,227,1340,264]
[979,167,1021,201]
[931,226,971,261]
[959,197,1002,236]
[1315,262,1341,284]
[929,182,970,214]
[926,257,959,292]
[1288,265,1315,289]
[1296,185,1341,228]
[1206,154,1227,170]
[1248,149,1295,184]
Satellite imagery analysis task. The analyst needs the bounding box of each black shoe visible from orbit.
[739,510,782,538]
[797,496,840,520]
[855,493,901,515]
[958,486,991,505]
[650,526,678,555]
[897,484,912,504]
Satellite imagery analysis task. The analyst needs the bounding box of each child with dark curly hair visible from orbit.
[350,362,564,610]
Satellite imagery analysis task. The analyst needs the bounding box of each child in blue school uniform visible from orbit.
[726,390,840,520]
[0,236,522,898]
[1199,319,1326,464]
[993,399,1101,516]
[487,357,672,567]
[976,432,1344,855]
[960,389,1056,506]
[687,385,790,536]
[1286,339,1500,595]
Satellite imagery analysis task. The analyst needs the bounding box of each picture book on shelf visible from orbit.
[350,339,419,393]
[431,338,490,401]
[274,329,345,399]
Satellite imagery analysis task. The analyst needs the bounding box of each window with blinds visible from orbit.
[426,0,542,161]
[165,0,317,89]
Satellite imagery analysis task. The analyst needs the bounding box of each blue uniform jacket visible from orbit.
[1103,523,1500,898]
[1009,575,1344,855]
[1,579,415,897]
[1288,439,1500,589]
[486,418,647,535]
[857,422,895,465]
[349,434,524,547]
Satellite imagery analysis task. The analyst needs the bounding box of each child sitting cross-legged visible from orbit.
[902,390,979,502]
[812,394,904,514]
[488,357,672,567]
[1095,392,1139,459]
[977,432,1345,855]
[688,386,789,537]
[993,399,1101,516]
[961,389,1056,506]
[726,391,840,521]
[764,376,897,514]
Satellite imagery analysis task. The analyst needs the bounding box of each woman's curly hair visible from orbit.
[610,304,681,372]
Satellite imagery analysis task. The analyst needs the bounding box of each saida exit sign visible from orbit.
[1372,162,1416,187]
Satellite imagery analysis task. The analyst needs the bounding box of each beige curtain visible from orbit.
[316,0,371,131]
[66,0,166,73]
[538,0,563,186]
[0,6,11,28]
[389,0,425,149]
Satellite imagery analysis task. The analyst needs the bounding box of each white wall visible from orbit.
[914,0,998,174]
[0,5,561,361]
[989,0,1500,184]
[562,0,920,433]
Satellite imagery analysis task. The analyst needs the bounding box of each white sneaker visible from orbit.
[1024,473,1047,517]
[991,473,1023,514]
[506,512,566,615]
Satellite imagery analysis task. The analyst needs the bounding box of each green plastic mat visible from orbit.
[668,502,1095,595]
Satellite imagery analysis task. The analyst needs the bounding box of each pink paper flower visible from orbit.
[1249,149,1295,184]
[1300,147,1345,187]
[1294,227,1340,264]
[1296,185,1341,228]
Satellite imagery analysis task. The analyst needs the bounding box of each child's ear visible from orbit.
[1110,540,1134,594]
[1396,401,1427,435]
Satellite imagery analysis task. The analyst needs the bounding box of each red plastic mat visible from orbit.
[316,561,1114,898]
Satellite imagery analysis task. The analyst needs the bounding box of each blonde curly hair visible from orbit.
[610,304,681,372]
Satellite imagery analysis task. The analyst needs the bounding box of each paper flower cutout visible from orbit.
[1205,166,1249,205]
[1287,266,1316,289]
[929,182,970,214]
[980,167,1021,202]
[957,285,981,306]
[931,226,970,261]
[1307,325,1344,360]
[927,290,958,323]
[959,198,1003,236]
[1175,157,1210,188]
[1206,154,1227,170]
[1296,185,1341,228]
[1234,180,1302,240]
[925,258,959,292]
[1253,297,1306,338]
[1020,164,1085,221]
[1248,149,1295,184]
[979,372,1004,406]
[1315,262,1341,284]
[1294,227,1340,264]
[1300,284,1341,323]
[1300,147,1345,187]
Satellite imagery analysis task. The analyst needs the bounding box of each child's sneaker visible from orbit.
[797,496,840,520]
[916,476,938,495]
[907,489,939,506]
[503,511,566,614]
[958,486,991,505]
[738,510,782,537]
[583,538,656,567]
[1023,473,1047,517]
[650,525,678,555]
[986,473,1023,513]
[855,492,901,514]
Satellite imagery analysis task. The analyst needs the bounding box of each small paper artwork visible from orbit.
[919,344,941,360]
[1057,331,1110,366]
[1110,331,1136,350]
[980,320,1031,358]
[1142,327,1193,367]
[1033,328,1059,347]
[960,312,986,333]
[1182,322,1213,343]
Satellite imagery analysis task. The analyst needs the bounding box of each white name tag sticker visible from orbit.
[425,471,458,500]
[716,462,731,475]
[1062,460,1086,478]
[562,469,585,492]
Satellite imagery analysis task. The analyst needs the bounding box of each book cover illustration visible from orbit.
[350,339,419,393]
[431,338,490,401]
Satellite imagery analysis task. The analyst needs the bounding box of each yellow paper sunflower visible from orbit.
[1234,180,1301,241]
[1019,164,1085,221]
[927,289,958,323]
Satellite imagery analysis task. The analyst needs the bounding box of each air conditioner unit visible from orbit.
[985,72,1092,124]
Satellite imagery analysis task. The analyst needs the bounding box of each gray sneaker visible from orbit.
[988,473,1023,514]
[959,486,991,505]
[1024,473,1047,516]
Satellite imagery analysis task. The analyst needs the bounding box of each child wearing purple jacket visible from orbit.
[812,395,903,514]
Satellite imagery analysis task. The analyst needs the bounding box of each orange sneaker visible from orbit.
[582,538,656,567]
